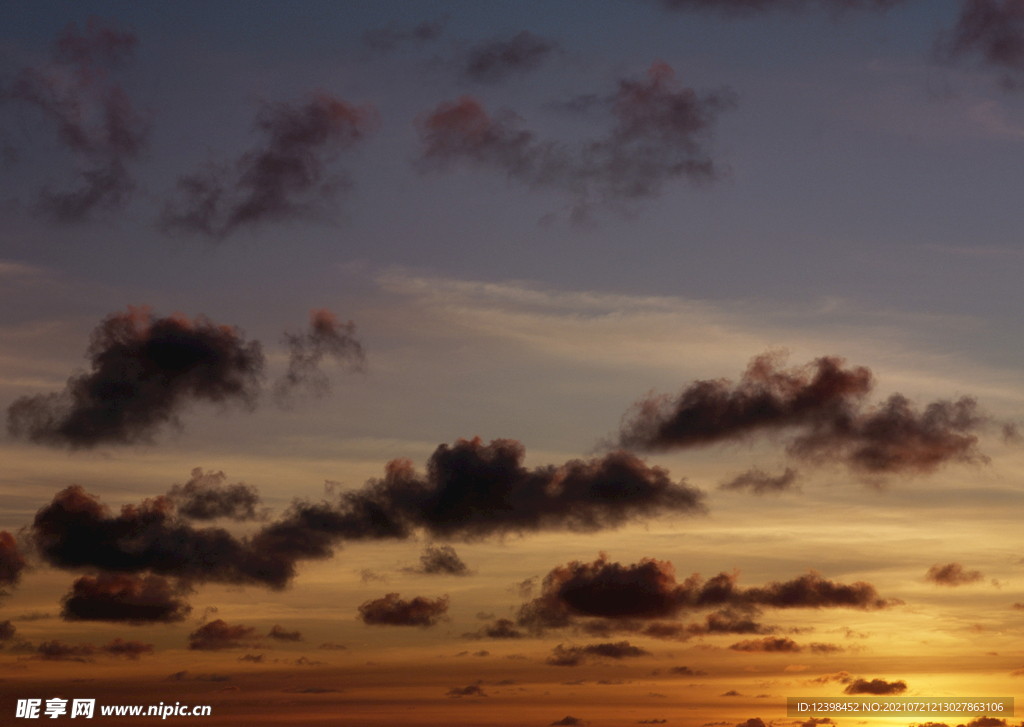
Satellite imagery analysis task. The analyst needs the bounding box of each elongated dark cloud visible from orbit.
[167,468,263,521]
[926,562,984,586]
[546,641,650,666]
[651,0,904,12]
[8,307,264,448]
[720,467,800,494]
[0,531,27,593]
[619,353,992,475]
[362,18,445,51]
[358,593,450,627]
[160,94,378,238]
[729,637,801,652]
[447,685,487,697]
[406,545,470,576]
[463,618,525,640]
[843,677,907,694]
[4,19,148,221]
[462,31,558,83]
[60,573,192,623]
[275,309,365,400]
[0,620,15,641]
[268,625,302,642]
[551,718,586,726]
[516,553,894,631]
[417,62,734,219]
[31,440,701,592]
[188,619,260,650]
[265,437,704,545]
[940,0,1024,88]
[30,485,297,589]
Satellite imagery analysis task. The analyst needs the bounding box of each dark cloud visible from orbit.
[362,18,445,51]
[0,530,27,593]
[940,0,1024,88]
[516,553,894,631]
[31,484,299,589]
[60,573,192,623]
[265,437,704,544]
[0,620,15,641]
[669,665,704,675]
[958,719,1008,727]
[619,353,991,476]
[463,618,526,640]
[275,309,365,400]
[719,467,799,494]
[736,720,767,727]
[101,637,154,659]
[651,0,904,12]
[358,593,450,627]
[417,62,734,220]
[166,671,231,682]
[406,545,471,576]
[30,439,701,593]
[462,31,558,83]
[926,562,984,586]
[7,307,264,448]
[188,619,260,650]
[318,642,347,650]
[446,685,487,698]
[31,639,97,662]
[167,468,263,521]
[4,19,148,221]
[160,94,378,238]
[546,641,651,666]
[639,721,668,724]
[552,718,587,726]
[268,625,303,642]
[729,637,801,652]
[238,653,264,663]
[843,677,907,694]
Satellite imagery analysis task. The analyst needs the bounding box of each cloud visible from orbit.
[618,352,992,476]
[551,718,587,726]
[417,62,734,219]
[3,18,148,221]
[318,642,347,650]
[0,531,27,593]
[926,562,984,586]
[31,640,97,662]
[30,484,300,589]
[167,468,264,521]
[719,467,800,494]
[60,573,192,623]
[463,618,526,640]
[405,545,471,576]
[842,677,907,694]
[7,307,264,448]
[516,553,894,631]
[100,637,155,659]
[736,720,767,727]
[462,31,558,83]
[669,665,704,675]
[729,637,802,652]
[0,620,15,641]
[268,625,303,642]
[358,593,450,627]
[265,437,705,543]
[362,18,445,51]
[30,440,701,593]
[188,619,260,650]
[546,641,651,666]
[940,0,1024,88]
[160,93,378,238]
[275,309,365,400]
[446,685,487,697]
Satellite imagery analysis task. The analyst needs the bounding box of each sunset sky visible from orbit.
[3,1,1024,725]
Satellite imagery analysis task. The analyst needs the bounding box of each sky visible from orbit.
[2,1,1024,725]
